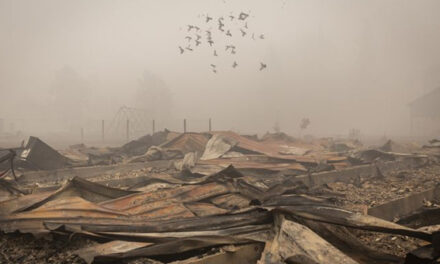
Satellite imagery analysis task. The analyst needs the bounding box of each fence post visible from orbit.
[184,119,187,133]
[101,120,105,141]
[152,119,155,134]
[126,119,130,142]
[209,118,212,132]
[81,128,84,143]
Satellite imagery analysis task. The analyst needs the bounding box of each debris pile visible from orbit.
[0,165,439,263]
[0,133,439,263]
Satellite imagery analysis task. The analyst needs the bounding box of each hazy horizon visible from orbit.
[2,0,440,145]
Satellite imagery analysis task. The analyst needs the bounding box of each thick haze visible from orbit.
[1,0,440,142]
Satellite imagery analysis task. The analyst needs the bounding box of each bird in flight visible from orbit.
[218,20,225,31]
[210,64,217,73]
[179,46,184,54]
[225,45,235,51]
[226,45,237,54]
[244,22,248,29]
[238,12,249,20]
[185,36,192,42]
[214,50,218,56]
[259,34,265,39]
[208,39,214,46]
[229,15,235,21]
[206,15,213,23]
[195,40,201,46]
[260,62,267,71]
[226,30,232,37]
[232,61,238,68]
[240,29,247,37]
[186,45,193,51]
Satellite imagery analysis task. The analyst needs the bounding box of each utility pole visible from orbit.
[152,119,155,135]
[209,118,212,132]
[183,119,187,133]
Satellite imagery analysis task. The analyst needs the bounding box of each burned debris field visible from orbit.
[2,1,440,264]
[0,133,440,263]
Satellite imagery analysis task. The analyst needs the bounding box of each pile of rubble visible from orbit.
[0,165,439,263]
[0,132,439,263]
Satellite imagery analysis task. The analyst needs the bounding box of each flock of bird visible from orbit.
[178,11,267,73]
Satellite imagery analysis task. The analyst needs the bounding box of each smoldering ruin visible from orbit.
[1,1,440,264]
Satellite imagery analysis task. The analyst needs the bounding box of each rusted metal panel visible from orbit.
[210,131,342,164]
[184,202,228,217]
[100,185,196,211]
[198,159,307,172]
[211,194,250,210]
[258,215,358,264]
[75,240,152,264]
[171,243,264,264]
[137,204,195,220]
[160,133,210,154]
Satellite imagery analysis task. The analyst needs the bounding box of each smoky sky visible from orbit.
[1,0,440,138]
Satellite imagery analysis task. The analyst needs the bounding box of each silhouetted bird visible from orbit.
[238,12,249,20]
[232,61,238,68]
[226,30,232,37]
[196,34,202,41]
[208,39,214,46]
[218,22,225,31]
[187,25,195,32]
[206,16,213,23]
[229,15,235,21]
[260,62,267,71]
[179,46,184,54]
[240,29,247,37]
[214,50,218,56]
[210,64,217,73]
[244,22,248,29]
[185,36,192,42]
[195,40,201,46]
[194,26,200,31]
[259,34,265,39]
[218,18,225,31]
[225,45,235,51]
[186,46,193,51]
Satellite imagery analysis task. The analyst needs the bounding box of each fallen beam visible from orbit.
[368,185,440,221]
[295,160,418,187]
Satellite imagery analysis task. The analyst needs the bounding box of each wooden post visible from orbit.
[184,119,187,133]
[152,119,155,135]
[101,120,105,141]
[209,118,212,132]
[126,119,130,142]
[81,128,84,143]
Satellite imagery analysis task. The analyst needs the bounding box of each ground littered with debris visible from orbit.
[0,133,439,263]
